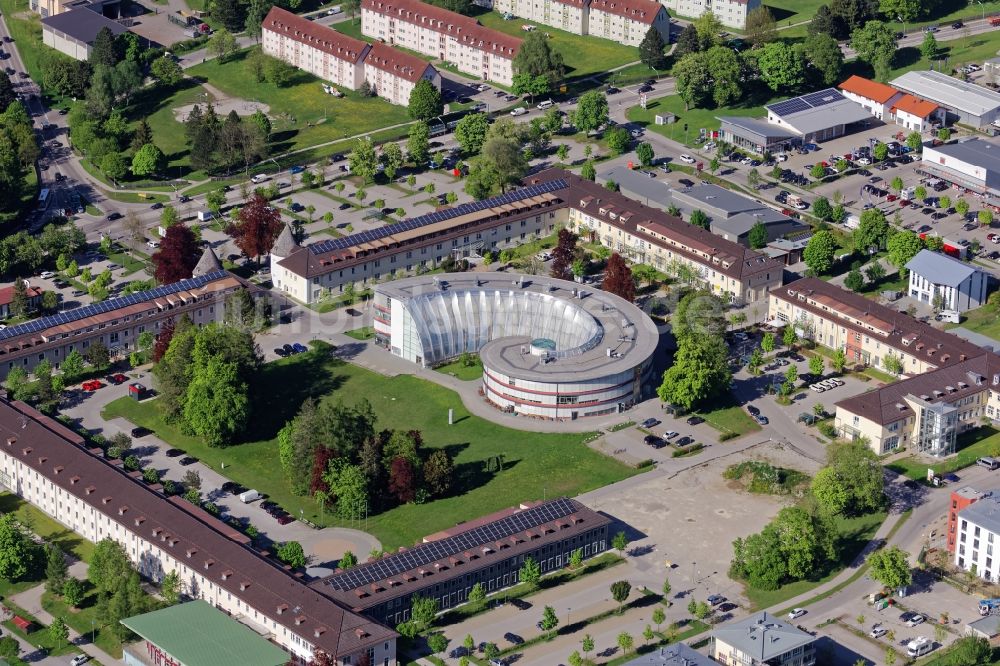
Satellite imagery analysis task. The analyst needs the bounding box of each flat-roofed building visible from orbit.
[891,70,1000,128]
[658,0,759,29]
[954,490,1000,581]
[948,486,985,553]
[717,116,795,156]
[0,398,397,664]
[41,7,129,60]
[764,89,871,144]
[262,6,440,106]
[362,0,521,86]
[920,138,1000,197]
[623,643,714,666]
[311,498,610,624]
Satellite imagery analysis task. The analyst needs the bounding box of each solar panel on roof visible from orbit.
[800,89,844,107]
[322,498,580,591]
[0,271,229,343]
[767,98,810,117]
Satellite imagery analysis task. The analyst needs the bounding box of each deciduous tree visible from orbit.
[550,228,578,280]
[602,253,635,302]
[455,112,490,155]
[408,80,443,121]
[867,546,912,590]
[152,223,200,284]
[803,229,837,274]
[512,32,564,90]
[227,193,282,263]
[850,21,897,80]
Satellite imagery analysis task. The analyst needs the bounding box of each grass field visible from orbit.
[947,302,1000,342]
[102,345,635,550]
[473,10,638,80]
[0,0,46,91]
[743,509,887,609]
[42,588,124,658]
[0,493,95,563]
[343,326,374,340]
[627,95,767,148]
[693,401,762,437]
[186,48,412,155]
[884,29,1000,80]
[434,358,485,381]
[886,426,1000,480]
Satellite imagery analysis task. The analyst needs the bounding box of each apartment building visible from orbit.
[492,0,668,47]
[948,487,985,553]
[658,0,759,29]
[0,266,252,381]
[272,169,783,306]
[263,7,369,91]
[311,498,610,626]
[361,0,521,86]
[712,612,816,666]
[835,354,1000,455]
[262,6,441,106]
[954,490,1000,582]
[768,277,985,377]
[0,398,397,664]
[0,283,42,320]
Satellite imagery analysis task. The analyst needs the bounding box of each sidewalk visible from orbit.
[11,579,120,666]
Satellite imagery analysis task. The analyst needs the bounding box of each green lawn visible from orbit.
[947,302,1000,343]
[433,358,485,381]
[0,493,94,563]
[692,397,762,438]
[473,10,638,80]
[41,588,125,658]
[887,29,1000,80]
[102,345,635,550]
[886,426,1000,481]
[186,48,412,155]
[0,0,46,94]
[627,95,767,148]
[743,509,887,609]
[343,326,374,340]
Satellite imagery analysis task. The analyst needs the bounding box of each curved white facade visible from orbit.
[373,273,659,420]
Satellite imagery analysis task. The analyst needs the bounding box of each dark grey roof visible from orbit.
[271,224,299,258]
[927,138,1000,174]
[622,643,713,666]
[714,209,804,237]
[599,165,671,204]
[41,7,128,44]
[905,249,978,288]
[669,183,762,216]
[959,491,1000,535]
[192,247,222,277]
[713,612,816,661]
[717,116,795,142]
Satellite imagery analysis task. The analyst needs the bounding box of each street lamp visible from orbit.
[898,14,905,37]
[978,0,985,20]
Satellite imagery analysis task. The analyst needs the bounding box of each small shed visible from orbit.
[11,615,34,633]
[128,382,147,401]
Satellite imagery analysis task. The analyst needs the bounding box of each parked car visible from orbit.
[221,481,247,494]
[510,598,532,610]
[707,594,726,605]
[675,436,693,446]
[277,514,295,525]
[686,416,704,426]
[788,608,807,620]
[504,632,524,645]
[179,456,198,466]
[679,154,696,164]
[292,342,308,354]
[81,380,102,391]
[282,343,295,356]
[70,656,90,666]
[663,430,679,439]
[165,448,184,457]
[870,625,887,639]
[273,347,288,357]
[130,427,152,438]
[640,417,661,428]
[903,612,925,627]
[644,435,665,448]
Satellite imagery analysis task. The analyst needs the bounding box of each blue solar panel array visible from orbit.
[324,497,580,591]
[0,270,229,343]
[767,88,845,118]
[307,179,568,256]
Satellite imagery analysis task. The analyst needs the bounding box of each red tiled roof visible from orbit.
[365,41,433,83]
[892,94,939,118]
[839,75,900,104]
[263,6,369,63]
[362,0,521,56]
[0,285,41,307]
[589,0,664,24]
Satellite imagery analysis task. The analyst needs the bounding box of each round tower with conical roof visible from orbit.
[270,224,300,291]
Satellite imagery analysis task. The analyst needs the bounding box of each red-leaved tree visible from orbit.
[388,456,416,503]
[550,228,578,281]
[310,447,334,495]
[152,224,200,284]
[602,252,635,302]
[152,318,175,363]
[226,193,282,264]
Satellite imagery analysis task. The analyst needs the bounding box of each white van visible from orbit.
[510,107,528,116]
[250,174,269,184]
[197,210,213,222]
[906,637,932,658]
[978,457,1000,470]
[536,99,554,110]
[239,489,261,503]
[935,310,960,323]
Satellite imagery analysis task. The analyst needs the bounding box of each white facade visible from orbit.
[657,0,756,28]
[954,499,1000,583]
[492,0,588,34]
[839,91,902,121]
[907,261,988,313]
[262,18,367,91]
[364,42,442,107]
[587,0,669,46]
[361,0,520,86]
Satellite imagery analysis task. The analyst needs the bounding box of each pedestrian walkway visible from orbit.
[11,581,120,666]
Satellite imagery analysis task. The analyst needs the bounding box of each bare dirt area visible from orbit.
[173,88,271,123]
[581,441,823,604]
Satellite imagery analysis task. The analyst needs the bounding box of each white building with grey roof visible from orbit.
[891,70,1000,128]
[955,490,1000,582]
[764,89,872,144]
[712,611,816,666]
[906,249,989,312]
[372,272,660,419]
[622,643,713,665]
[921,138,1000,197]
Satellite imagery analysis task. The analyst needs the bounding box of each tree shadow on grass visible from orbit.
[450,457,520,496]
[894,47,923,70]
[763,4,795,21]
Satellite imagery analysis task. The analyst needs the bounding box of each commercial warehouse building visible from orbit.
[373,273,659,419]
[273,169,784,307]
[361,0,520,86]
[891,70,1000,129]
[312,498,611,625]
[41,7,128,61]
[0,398,397,664]
[0,261,252,381]
[717,116,796,156]
[920,138,1000,197]
[262,7,440,107]
[667,182,808,247]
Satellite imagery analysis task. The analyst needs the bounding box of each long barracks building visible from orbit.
[271,169,783,307]
[492,0,670,47]
[0,398,396,664]
[311,498,611,625]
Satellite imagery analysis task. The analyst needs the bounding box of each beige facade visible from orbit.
[658,0,757,29]
[361,0,520,86]
[492,0,668,47]
[364,42,442,107]
[492,0,589,34]
[262,19,368,91]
